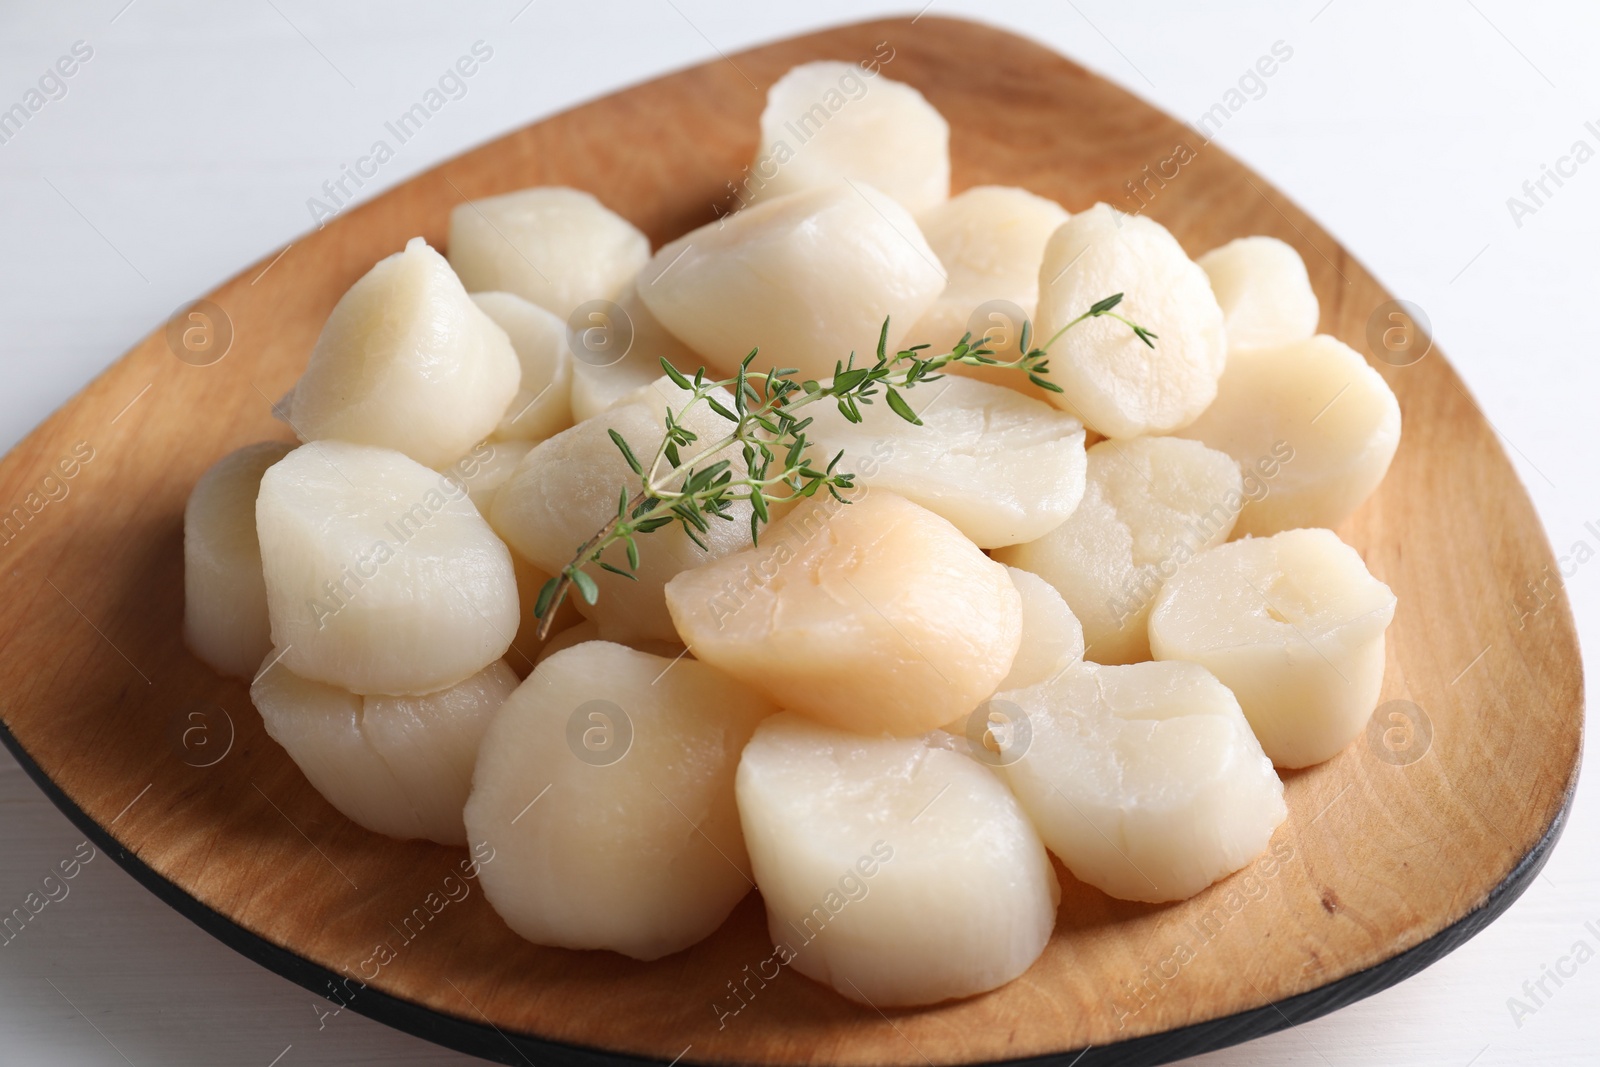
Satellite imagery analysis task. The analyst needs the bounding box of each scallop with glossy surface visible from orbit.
[737,712,1058,1007]
[464,641,776,960]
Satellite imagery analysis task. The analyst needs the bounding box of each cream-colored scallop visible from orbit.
[436,439,534,516]
[803,374,1086,548]
[490,378,753,645]
[665,491,1022,737]
[1149,527,1396,769]
[286,237,520,469]
[252,657,517,845]
[994,436,1242,665]
[471,292,574,442]
[534,620,600,665]
[446,186,649,315]
[1035,204,1226,438]
[998,566,1085,690]
[183,441,294,679]
[999,660,1286,902]
[907,186,1068,396]
[1174,335,1401,536]
[636,183,946,381]
[534,626,684,667]
[737,713,1058,1007]
[1197,236,1319,351]
[937,567,1084,738]
[464,642,776,960]
[750,61,950,213]
[568,279,707,422]
[256,441,518,696]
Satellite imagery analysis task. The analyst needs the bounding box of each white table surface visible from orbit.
[1,2,1595,1064]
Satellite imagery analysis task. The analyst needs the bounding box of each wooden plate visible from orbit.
[0,15,1582,1067]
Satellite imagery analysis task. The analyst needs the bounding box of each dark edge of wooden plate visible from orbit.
[0,713,1576,1066]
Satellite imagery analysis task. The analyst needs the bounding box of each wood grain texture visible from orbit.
[0,15,1582,1067]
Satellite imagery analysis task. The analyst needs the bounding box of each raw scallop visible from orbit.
[803,374,1086,547]
[436,439,534,516]
[999,660,1286,902]
[464,642,776,960]
[252,656,517,845]
[184,441,294,678]
[1197,236,1318,351]
[997,566,1085,690]
[1149,527,1397,768]
[471,291,574,442]
[1174,334,1400,536]
[256,440,518,695]
[749,61,950,214]
[907,185,1068,395]
[568,279,706,422]
[286,237,520,469]
[994,436,1242,665]
[446,186,648,315]
[1034,204,1226,438]
[666,491,1022,737]
[737,712,1058,1006]
[636,183,945,381]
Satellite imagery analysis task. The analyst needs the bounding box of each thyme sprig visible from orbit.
[531,293,1156,637]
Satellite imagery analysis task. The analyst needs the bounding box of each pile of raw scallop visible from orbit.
[183,62,1401,1007]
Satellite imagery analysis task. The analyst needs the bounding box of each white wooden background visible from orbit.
[0,2,1595,1064]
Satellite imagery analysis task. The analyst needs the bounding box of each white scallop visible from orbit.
[939,566,1086,738]
[1035,204,1226,438]
[252,657,517,845]
[287,237,520,469]
[256,441,518,696]
[464,642,776,960]
[489,378,753,645]
[568,278,707,422]
[665,491,1022,737]
[533,619,600,665]
[1149,528,1397,768]
[751,61,950,214]
[998,566,1085,690]
[184,441,294,679]
[636,183,946,381]
[907,186,1068,396]
[737,712,1058,1007]
[999,660,1286,902]
[436,439,535,516]
[1197,236,1319,352]
[803,374,1086,547]
[471,292,574,442]
[994,436,1242,665]
[1174,334,1401,536]
[446,186,649,315]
